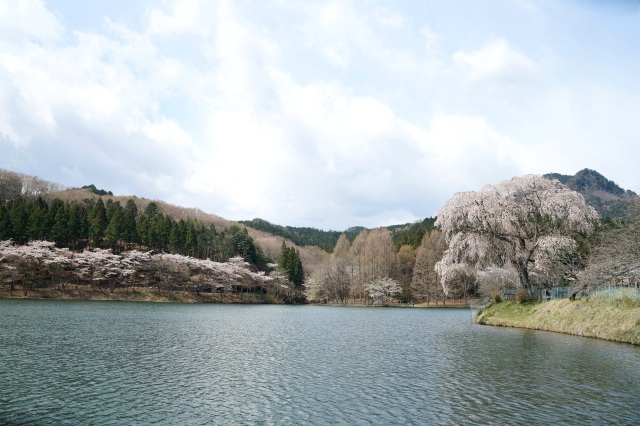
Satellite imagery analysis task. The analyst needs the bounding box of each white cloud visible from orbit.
[290,0,417,72]
[1,0,639,231]
[0,0,63,44]
[373,7,405,27]
[0,0,201,201]
[145,0,215,37]
[0,0,540,230]
[420,25,441,54]
[453,39,541,82]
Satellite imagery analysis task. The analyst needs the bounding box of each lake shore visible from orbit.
[0,286,285,304]
[0,287,475,307]
[475,298,640,345]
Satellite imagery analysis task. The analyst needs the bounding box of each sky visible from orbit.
[1,0,639,231]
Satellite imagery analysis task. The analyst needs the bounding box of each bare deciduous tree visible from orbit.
[580,199,640,288]
[411,230,446,304]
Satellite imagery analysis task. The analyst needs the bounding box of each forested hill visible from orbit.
[544,168,637,219]
[238,218,343,252]
[239,217,436,252]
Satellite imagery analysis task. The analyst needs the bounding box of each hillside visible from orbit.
[544,169,637,219]
[0,168,330,277]
[3,167,635,260]
[238,218,343,252]
[239,217,436,253]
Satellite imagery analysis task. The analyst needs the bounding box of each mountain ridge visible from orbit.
[2,167,636,255]
[544,168,637,219]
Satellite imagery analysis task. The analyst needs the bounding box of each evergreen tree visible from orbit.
[9,196,30,244]
[89,198,108,247]
[184,219,198,257]
[105,199,113,221]
[122,199,139,249]
[170,219,185,254]
[159,215,173,252]
[0,203,13,240]
[104,207,124,253]
[67,201,88,249]
[138,202,160,247]
[278,241,304,287]
[51,202,69,247]
[291,249,304,287]
[27,197,49,241]
[204,223,218,259]
[226,226,257,263]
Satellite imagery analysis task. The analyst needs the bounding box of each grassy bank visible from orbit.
[476,297,640,345]
[0,287,285,304]
[413,299,475,308]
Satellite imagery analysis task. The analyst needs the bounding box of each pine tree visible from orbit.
[89,198,108,247]
[9,195,30,244]
[278,241,304,287]
[291,249,304,287]
[104,207,124,253]
[66,201,88,249]
[122,199,139,249]
[170,219,185,254]
[0,203,13,240]
[159,215,173,252]
[51,202,69,247]
[184,219,197,257]
[27,197,49,241]
[139,202,160,248]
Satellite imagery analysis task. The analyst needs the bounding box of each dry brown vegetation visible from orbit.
[0,285,285,304]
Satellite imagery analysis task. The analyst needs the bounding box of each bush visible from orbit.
[490,291,502,303]
[516,290,530,304]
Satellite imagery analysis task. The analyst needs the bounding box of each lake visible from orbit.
[0,299,638,425]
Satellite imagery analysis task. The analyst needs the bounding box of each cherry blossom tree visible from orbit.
[476,267,519,296]
[435,175,599,293]
[1,239,273,297]
[365,277,402,305]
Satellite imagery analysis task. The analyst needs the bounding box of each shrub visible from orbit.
[490,291,502,303]
[516,290,530,304]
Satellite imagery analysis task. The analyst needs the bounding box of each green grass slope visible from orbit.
[476,298,640,345]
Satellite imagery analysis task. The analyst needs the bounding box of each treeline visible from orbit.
[240,217,436,253]
[237,217,442,305]
[304,226,468,305]
[388,218,436,250]
[0,196,270,269]
[239,218,343,252]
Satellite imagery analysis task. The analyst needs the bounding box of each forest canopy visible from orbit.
[0,196,269,270]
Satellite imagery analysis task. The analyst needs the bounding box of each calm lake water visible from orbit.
[0,300,638,425]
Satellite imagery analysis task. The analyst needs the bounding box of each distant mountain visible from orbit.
[239,218,436,252]
[544,169,637,219]
[238,218,343,252]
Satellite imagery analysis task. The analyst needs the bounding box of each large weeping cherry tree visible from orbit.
[435,175,599,293]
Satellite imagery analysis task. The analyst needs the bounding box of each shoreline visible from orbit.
[0,287,287,304]
[0,288,475,308]
[475,298,640,345]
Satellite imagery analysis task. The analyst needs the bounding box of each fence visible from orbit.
[500,285,640,302]
[589,285,640,301]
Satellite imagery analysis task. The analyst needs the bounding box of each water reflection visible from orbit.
[0,300,638,425]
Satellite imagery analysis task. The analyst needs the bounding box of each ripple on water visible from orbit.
[0,301,639,425]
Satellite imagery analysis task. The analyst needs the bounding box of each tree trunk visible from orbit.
[514,259,531,289]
